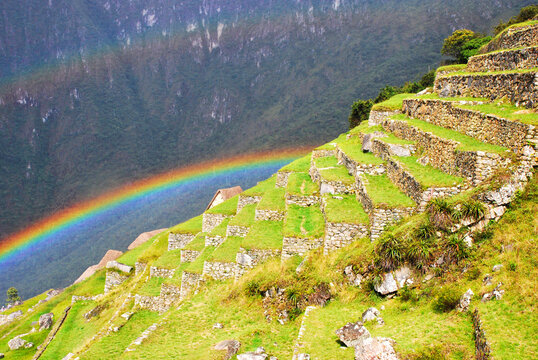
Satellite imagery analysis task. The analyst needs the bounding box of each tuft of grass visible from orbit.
[170,214,204,234]
[205,195,238,216]
[426,198,455,230]
[242,176,277,196]
[152,250,181,269]
[437,66,538,78]
[183,232,207,252]
[322,194,369,225]
[209,236,243,263]
[460,200,486,222]
[314,155,339,168]
[279,155,311,173]
[229,203,256,227]
[363,174,416,208]
[375,234,404,271]
[242,221,283,250]
[371,93,415,111]
[137,277,165,297]
[257,187,286,211]
[283,205,325,239]
[395,156,465,188]
[286,172,319,196]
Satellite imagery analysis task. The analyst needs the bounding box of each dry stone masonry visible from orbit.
[104,271,129,293]
[205,235,226,247]
[180,272,201,300]
[150,266,175,278]
[203,261,243,280]
[286,194,320,207]
[168,232,195,250]
[480,23,538,54]
[226,225,250,237]
[323,222,368,253]
[237,195,261,212]
[276,171,291,187]
[282,237,323,259]
[368,109,401,126]
[255,209,285,221]
[236,248,281,268]
[180,250,201,263]
[202,213,232,233]
[468,46,538,72]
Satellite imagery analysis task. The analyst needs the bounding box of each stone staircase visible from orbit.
[132,21,537,312]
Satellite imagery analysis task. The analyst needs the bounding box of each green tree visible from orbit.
[441,29,482,63]
[495,5,538,35]
[348,99,373,129]
[461,36,492,61]
[6,287,21,305]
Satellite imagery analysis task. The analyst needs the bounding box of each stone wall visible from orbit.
[276,171,291,188]
[255,209,285,221]
[337,147,385,178]
[135,262,147,275]
[472,309,492,359]
[160,284,181,301]
[480,23,538,54]
[286,194,320,207]
[403,98,538,153]
[323,222,368,253]
[134,294,173,313]
[434,72,538,108]
[203,261,243,280]
[226,225,250,237]
[205,235,225,247]
[168,232,195,251]
[104,271,128,293]
[180,250,200,263]
[202,213,231,233]
[150,266,175,278]
[180,272,201,300]
[355,175,374,213]
[282,237,323,259]
[468,46,538,72]
[312,149,337,158]
[237,195,261,212]
[381,119,506,184]
[370,207,413,241]
[370,138,415,160]
[236,248,281,268]
[368,109,402,126]
[319,180,355,195]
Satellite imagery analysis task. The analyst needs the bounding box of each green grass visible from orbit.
[117,235,156,267]
[208,236,243,263]
[1,290,49,315]
[279,155,311,173]
[413,93,489,102]
[371,93,415,111]
[242,221,283,250]
[257,187,286,211]
[208,218,231,237]
[395,156,465,188]
[454,102,538,126]
[314,155,338,168]
[349,123,414,145]
[491,19,538,41]
[322,194,369,224]
[437,66,538,78]
[169,214,203,234]
[185,247,216,274]
[283,205,325,239]
[137,277,165,297]
[337,137,384,165]
[183,232,207,252]
[473,45,535,57]
[242,176,277,196]
[163,263,189,287]
[391,114,509,154]
[435,64,467,74]
[315,133,348,150]
[205,195,238,216]
[229,204,256,227]
[319,166,355,185]
[152,250,181,269]
[286,172,319,196]
[363,174,416,208]
[137,230,171,264]
[73,269,107,296]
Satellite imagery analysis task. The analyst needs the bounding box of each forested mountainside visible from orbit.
[0,0,529,239]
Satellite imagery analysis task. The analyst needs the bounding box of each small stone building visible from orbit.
[206,186,243,210]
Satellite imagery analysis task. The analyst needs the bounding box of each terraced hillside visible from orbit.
[1,20,537,360]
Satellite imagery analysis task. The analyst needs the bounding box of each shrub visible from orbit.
[399,285,418,302]
[461,201,486,222]
[441,29,484,63]
[244,280,261,297]
[406,237,433,270]
[494,5,538,35]
[426,198,455,230]
[444,234,470,262]
[415,221,435,240]
[348,99,373,129]
[433,287,460,313]
[375,234,404,271]
[509,262,517,271]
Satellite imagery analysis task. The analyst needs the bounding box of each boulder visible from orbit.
[0,310,23,327]
[296,354,310,360]
[344,266,363,287]
[24,342,33,349]
[106,261,133,274]
[374,273,398,295]
[362,132,387,152]
[8,337,26,350]
[387,143,411,157]
[213,323,224,329]
[214,340,241,360]
[237,353,268,360]
[0,353,4,359]
[39,312,54,331]
[361,308,381,323]
[354,337,399,360]
[335,321,371,348]
[492,264,503,272]
[457,289,474,312]
[483,274,493,286]
[393,266,413,288]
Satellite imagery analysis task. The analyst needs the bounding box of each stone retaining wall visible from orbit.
[370,207,413,241]
[104,271,128,293]
[160,284,181,301]
[134,294,173,313]
[255,209,285,221]
[180,250,200,263]
[236,248,281,268]
[403,98,537,153]
[202,213,231,233]
[368,110,402,126]
[468,46,538,72]
[276,171,291,187]
[286,194,320,207]
[205,235,225,247]
[472,309,491,359]
[226,225,250,237]
[203,261,243,280]
[319,180,355,195]
[370,138,415,160]
[282,237,323,259]
[337,147,386,178]
[180,272,201,300]
[480,23,538,54]
[150,267,175,278]
[312,149,337,158]
[168,232,195,251]
[135,262,147,275]
[237,195,261,212]
[434,72,538,108]
[323,222,368,253]
[355,175,374,213]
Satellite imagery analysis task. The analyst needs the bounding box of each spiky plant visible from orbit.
[444,234,470,262]
[415,220,436,240]
[406,237,434,269]
[426,198,455,230]
[461,200,486,221]
[375,234,404,271]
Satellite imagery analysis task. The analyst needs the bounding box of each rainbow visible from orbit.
[0,148,310,264]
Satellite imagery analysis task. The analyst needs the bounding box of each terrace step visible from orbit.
[309,156,356,195]
[480,22,538,54]
[468,46,538,72]
[402,98,538,154]
[434,70,538,108]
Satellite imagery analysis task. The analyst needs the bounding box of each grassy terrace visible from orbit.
[349,122,415,146]
[163,263,189,286]
[283,204,325,239]
[314,155,338,168]
[395,155,465,188]
[287,172,319,196]
[437,66,538,78]
[138,277,165,297]
[208,218,231,237]
[205,195,238,216]
[363,174,415,208]
[322,194,369,224]
[413,93,490,102]
[185,246,216,274]
[391,114,509,154]
[208,236,243,263]
[117,236,155,267]
[229,203,256,227]
[337,137,384,165]
[315,133,348,150]
[152,250,181,269]
[257,187,286,211]
[371,93,415,111]
[170,214,203,234]
[137,230,171,264]
[435,63,467,74]
[473,45,536,57]
[455,102,538,126]
[242,220,283,250]
[319,166,355,185]
[183,232,207,252]
[242,176,276,196]
[279,154,311,173]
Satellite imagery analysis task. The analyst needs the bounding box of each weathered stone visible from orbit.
[84,305,105,320]
[214,339,241,360]
[121,312,133,321]
[24,342,33,349]
[374,273,398,295]
[354,337,399,360]
[335,321,371,348]
[237,352,268,360]
[150,266,175,278]
[135,262,147,274]
[492,264,503,272]
[203,213,232,233]
[39,312,53,331]
[344,265,364,287]
[282,237,323,259]
[361,308,381,323]
[468,46,538,72]
[106,261,132,274]
[393,266,413,288]
[479,23,538,54]
[0,310,23,326]
[8,337,26,350]
[104,271,128,293]
[361,132,387,152]
[213,323,223,329]
[368,110,401,126]
[457,289,474,312]
[168,232,195,250]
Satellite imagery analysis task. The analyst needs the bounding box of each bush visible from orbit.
[375,234,404,271]
[444,234,470,262]
[348,99,373,129]
[460,200,486,222]
[415,221,435,240]
[406,237,433,270]
[426,198,455,230]
[244,280,261,297]
[433,287,460,313]
[495,5,538,35]
[441,29,489,63]
[399,285,418,302]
